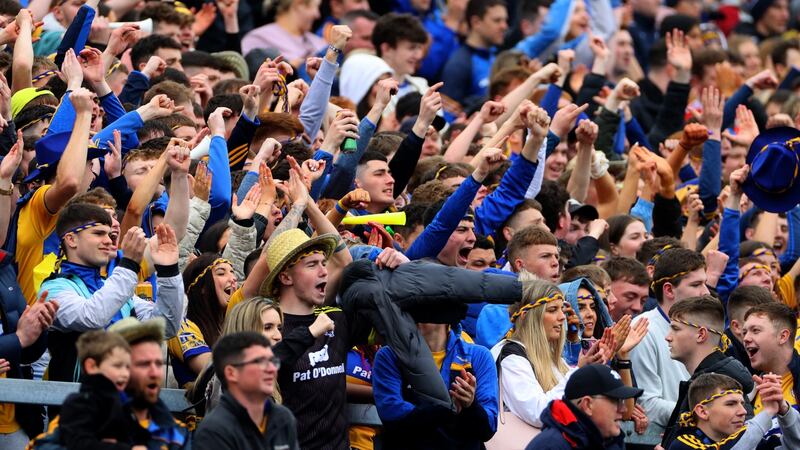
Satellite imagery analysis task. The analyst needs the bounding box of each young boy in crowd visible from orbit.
[668,373,800,449]
[58,330,146,450]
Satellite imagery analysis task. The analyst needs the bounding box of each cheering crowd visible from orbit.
[2,0,800,448]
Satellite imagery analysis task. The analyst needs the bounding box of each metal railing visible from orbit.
[0,378,382,426]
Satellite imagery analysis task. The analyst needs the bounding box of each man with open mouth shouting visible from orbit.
[743,302,800,447]
[248,163,366,450]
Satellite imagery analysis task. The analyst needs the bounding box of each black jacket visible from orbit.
[0,250,49,436]
[340,259,522,411]
[194,393,299,450]
[526,399,625,449]
[59,374,132,450]
[630,78,691,148]
[559,237,600,269]
[662,350,755,448]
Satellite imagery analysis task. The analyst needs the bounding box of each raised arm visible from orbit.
[11,10,34,94]
[691,87,724,215]
[390,83,444,197]
[0,130,22,245]
[567,120,597,203]
[325,188,369,229]
[43,81,92,213]
[444,101,505,164]
[495,63,561,127]
[298,25,351,138]
[206,107,233,224]
[240,165,308,299]
[162,140,191,241]
[668,123,709,184]
[408,148,506,260]
[138,223,183,338]
[119,150,168,240]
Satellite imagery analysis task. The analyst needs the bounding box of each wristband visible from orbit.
[0,185,12,196]
[612,359,632,370]
[590,151,609,179]
[335,201,348,215]
[154,263,180,278]
[328,45,342,54]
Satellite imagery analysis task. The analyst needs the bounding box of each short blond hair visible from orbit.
[77,330,130,367]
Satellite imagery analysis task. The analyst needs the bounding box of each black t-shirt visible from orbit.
[279,307,351,450]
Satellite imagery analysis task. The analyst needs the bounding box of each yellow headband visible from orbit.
[505,292,564,339]
[285,250,324,269]
[60,221,102,239]
[672,318,731,353]
[187,258,233,292]
[650,269,692,290]
[434,165,449,180]
[739,264,771,282]
[752,247,777,259]
[648,244,675,267]
[678,389,743,427]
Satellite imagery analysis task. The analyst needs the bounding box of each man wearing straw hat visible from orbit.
[251,163,364,450]
[257,226,361,450]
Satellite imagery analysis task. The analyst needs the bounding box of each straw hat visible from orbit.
[108,317,166,344]
[259,229,339,297]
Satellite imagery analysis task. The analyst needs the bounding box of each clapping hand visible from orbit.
[754,373,790,416]
[689,87,723,138]
[104,130,123,179]
[728,164,750,198]
[0,129,23,182]
[120,226,147,264]
[275,162,309,207]
[150,223,179,266]
[232,184,262,221]
[722,105,759,148]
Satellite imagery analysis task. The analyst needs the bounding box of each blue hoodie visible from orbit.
[372,327,498,449]
[559,278,614,366]
[515,0,617,67]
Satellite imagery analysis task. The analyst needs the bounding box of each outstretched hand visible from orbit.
[150,223,179,266]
